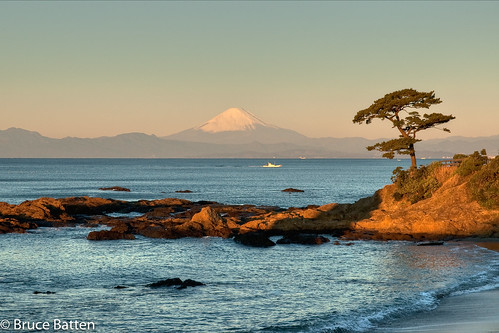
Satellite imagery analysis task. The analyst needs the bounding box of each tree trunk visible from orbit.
[409,143,417,169]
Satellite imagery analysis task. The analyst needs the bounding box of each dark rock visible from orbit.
[114,285,128,289]
[281,188,304,193]
[147,278,204,289]
[98,186,131,192]
[147,278,183,288]
[137,226,176,239]
[175,190,193,193]
[87,230,135,241]
[60,196,129,215]
[234,232,276,247]
[276,234,330,245]
[33,291,56,294]
[110,223,133,234]
[182,279,205,287]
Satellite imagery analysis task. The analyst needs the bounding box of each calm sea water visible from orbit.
[0,159,498,333]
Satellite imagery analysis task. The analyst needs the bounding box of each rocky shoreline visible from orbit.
[1,176,498,245]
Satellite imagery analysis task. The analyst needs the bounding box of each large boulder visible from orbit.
[175,206,234,238]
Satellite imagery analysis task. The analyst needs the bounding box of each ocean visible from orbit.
[0,158,498,333]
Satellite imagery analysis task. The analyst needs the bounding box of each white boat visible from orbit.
[262,162,282,168]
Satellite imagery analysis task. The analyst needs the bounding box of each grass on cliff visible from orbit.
[392,150,499,209]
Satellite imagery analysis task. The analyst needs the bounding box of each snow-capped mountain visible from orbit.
[195,107,273,133]
[166,107,308,144]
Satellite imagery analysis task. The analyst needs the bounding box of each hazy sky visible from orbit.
[1,1,498,139]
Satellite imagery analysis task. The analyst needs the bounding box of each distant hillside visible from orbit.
[1,107,497,158]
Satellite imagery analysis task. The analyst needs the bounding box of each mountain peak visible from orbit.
[196,108,272,133]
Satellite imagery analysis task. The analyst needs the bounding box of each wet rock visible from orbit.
[0,219,38,234]
[33,291,56,294]
[234,232,276,247]
[114,285,128,289]
[87,230,135,241]
[281,188,304,193]
[137,225,176,239]
[98,186,131,192]
[175,190,193,193]
[276,234,330,245]
[147,278,204,289]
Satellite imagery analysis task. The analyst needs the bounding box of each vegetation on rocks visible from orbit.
[468,155,499,209]
[391,162,444,203]
[455,150,489,177]
[392,150,498,209]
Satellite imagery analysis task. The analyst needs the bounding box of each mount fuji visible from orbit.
[165,108,308,144]
[1,107,497,157]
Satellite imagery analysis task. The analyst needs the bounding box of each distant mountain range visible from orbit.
[1,108,498,158]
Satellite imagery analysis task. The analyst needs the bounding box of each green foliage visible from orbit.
[367,137,421,159]
[469,156,499,209]
[455,151,489,177]
[353,88,454,168]
[453,153,468,160]
[391,162,443,203]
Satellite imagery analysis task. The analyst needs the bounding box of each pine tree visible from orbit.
[353,89,455,168]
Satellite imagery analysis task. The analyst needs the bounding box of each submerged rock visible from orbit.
[87,230,135,241]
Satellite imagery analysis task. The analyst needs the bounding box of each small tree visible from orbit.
[353,89,455,168]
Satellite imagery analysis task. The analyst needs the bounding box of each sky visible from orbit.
[1,1,498,140]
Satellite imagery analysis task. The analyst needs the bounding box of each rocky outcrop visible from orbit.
[1,171,498,241]
[175,206,236,238]
[0,197,72,221]
[350,175,499,239]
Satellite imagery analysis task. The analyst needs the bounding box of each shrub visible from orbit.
[392,162,443,203]
[468,156,499,209]
[455,150,489,177]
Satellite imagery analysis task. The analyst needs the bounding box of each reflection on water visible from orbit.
[0,230,497,333]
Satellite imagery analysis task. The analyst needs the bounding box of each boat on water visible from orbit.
[262,162,282,168]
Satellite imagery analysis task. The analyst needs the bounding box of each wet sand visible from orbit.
[376,237,499,333]
[376,288,499,332]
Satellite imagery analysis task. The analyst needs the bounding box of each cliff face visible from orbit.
[351,175,499,238]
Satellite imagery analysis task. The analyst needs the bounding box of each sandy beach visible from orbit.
[376,288,499,332]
